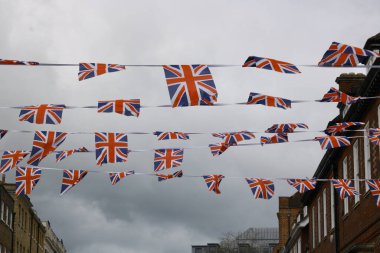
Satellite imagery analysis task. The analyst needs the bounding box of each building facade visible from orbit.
[0,178,14,253]
[42,221,67,253]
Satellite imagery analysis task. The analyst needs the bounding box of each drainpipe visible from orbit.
[332,163,340,253]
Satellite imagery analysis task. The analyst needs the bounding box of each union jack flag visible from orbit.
[153,131,189,140]
[242,56,301,74]
[97,99,140,117]
[15,167,42,196]
[109,171,135,185]
[315,136,351,150]
[324,122,365,135]
[163,65,218,107]
[318,42,379,67]
[247,92,291,109]
[154,148,184,172]
[19,104,66,125]
[209,143,230,156]
[321,87,359,105]
[0,130,8,140]
[95,132,128,166]
[0,59,39,65]
[60,169,88,195]
[369,128,380,145]
[332,179,359,199]
[287,179,317,193]
[366,179,380,207]
[265,123,308,133]
[203,175,224,194]
[246,178,275,199]
[27,131,68,166]
[212,131,255,145]
[157,170,183,182]
[56,147,88,163]
[0,150,30,174]
[260,134,288,145]
[78,63,125,81]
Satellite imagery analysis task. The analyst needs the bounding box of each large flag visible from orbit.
[78,63,125,81]
[109,171,135,185]
[0,151,30,174]
[247,92,291,110]
[321,87,359,105]
[287,179,317,193]
[212,131,255,145]
[60,169,88,195]
[157,170,183,182]
[95,132,128,166]
[153,131,189,140]
[97,99,140,117]
[242,56,300,74]
[332,179,359,199]
[260,134,288,145]
[203,175,224,194]
[265,123,308,133]
[0,59,39,65]
[366,179,380,207]
[324,122,364,136]
[19,104,66,125]
[315,136,351,150]
[15,167,42,195]
[56,147,88,163]
[154,149,184,172]
[163,65,218,107]
[27,131,68,166]
[246,178,275,199]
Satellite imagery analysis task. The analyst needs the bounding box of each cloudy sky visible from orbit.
[0,0,379,252]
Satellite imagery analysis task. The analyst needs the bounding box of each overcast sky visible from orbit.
[0,1,379,252]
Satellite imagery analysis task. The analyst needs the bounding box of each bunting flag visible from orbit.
[78,63,125,81]
[157,170,183,182]
[246,178,275,199]
[0,59,39,65]
[0,151,30,174]
[109,171,135,185]
[366,179,380,207]
[368,128,380,145]
[97,99,140,117]
[27,131,68,166]
[15,167,42,196]
[287,179,316,193]
[60,169,88,195]
[203,175,224,194]
[332,179,359,199]
[153,131,189,140]
[153,148,184,172]
[95,132,129,166]
[209,143,230,156]
[0,130,8,141]
[265,123,308,133]
[242,56,301,74]
[315,136,351,150]
[163,65,218,107]
[247,92,291,110]
[324,122,365,135]
[321,87,359,105]
[19,104,66,125]
[55,147,88,163]
[212,131,255,145]
[260,134,288,145]
[318,42,379,67]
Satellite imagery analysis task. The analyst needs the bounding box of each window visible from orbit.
[343,157,349,215]
[330,182,335,229]
[1,201,4,221]
[5,206,8,226]
[312,206,315,249]
[317,198,321,243]
[353,141,360,203]
[364,123,371,192]
[323,189,327,237]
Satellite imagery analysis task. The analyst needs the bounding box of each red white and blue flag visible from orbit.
[19,104,66,125]
[247,92,291,110]
[242,56,300,74]
[27,131,68,166]
[60,169,88,195]
[332,179,359,199]
[78,63,125,81]
[324,122,365,135]
[109,171,135,185]
[56,147,88,163]
[154,148,184,172]
[369,128,380,145]
[260,134,288,145]
[157,170,183,182]
[287,179,317,193]
[321,87,359,105]
[15,167,42,196]
[153,131,189,140]
[95,132,128,166]
[366,179,380,207]
[203,175,224,194]
[265,123,308,133]
[315,136,351,150]
[246,178,275,199]
[209,143,230,156]
[97,99,140,117]
[318,42,379,67]
[0,130,7,141]
[0,150,30,174]
[0,59,39,65]
[212,131,255,145]
[163,65,218,107]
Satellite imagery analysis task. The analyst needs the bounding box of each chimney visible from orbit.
[1,173,5,183]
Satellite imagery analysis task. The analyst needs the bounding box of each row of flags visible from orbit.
[4,87,373,125]
[9,166,380,208]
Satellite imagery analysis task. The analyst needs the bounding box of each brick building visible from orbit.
[277,33,380,253]
[42,221,67,253]
[0,177,14,253]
